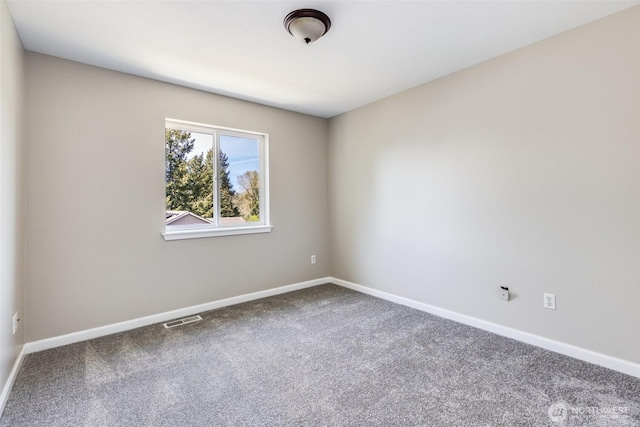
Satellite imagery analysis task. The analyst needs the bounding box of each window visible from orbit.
[163,119,271,240]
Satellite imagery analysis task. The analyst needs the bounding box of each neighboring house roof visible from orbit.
[166,211,247,226]
[219,217,246,225]
[165,210,212,226]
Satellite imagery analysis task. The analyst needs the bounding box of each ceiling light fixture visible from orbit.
[284,9,331,44]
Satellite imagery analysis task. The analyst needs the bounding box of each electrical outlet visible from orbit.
[543,293,556,310]
[12,312,19,334]
[500,286,510,301]
[311,255,316,265]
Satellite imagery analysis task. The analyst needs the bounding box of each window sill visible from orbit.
[162,225,273,241]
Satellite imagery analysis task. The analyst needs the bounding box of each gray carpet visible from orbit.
[1,284,639,426]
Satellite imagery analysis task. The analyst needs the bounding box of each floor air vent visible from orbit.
[163,315,203,329]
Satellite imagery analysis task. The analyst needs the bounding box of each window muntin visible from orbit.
[164,119,270,239]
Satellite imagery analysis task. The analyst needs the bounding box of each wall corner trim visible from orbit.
[24,277,332,354]
[0,345,26,418]
[330,277,640,379]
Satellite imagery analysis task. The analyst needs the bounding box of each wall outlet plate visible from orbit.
[500,287,509,301]
[544,293,556,310]
[12,312,19,334]
[311,255,316,265]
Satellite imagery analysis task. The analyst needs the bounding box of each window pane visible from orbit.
[220,135,260,224]
[165,130,214,226]
[164,119,269,237]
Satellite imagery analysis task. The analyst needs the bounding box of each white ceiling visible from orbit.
[7,0,640,118]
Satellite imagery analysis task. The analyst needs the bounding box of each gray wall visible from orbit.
[25,53,330,341]
[0,0,25,405]
[329,7,640,364]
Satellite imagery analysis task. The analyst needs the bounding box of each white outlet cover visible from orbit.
[543,293,556,310]
[12,312,19,334]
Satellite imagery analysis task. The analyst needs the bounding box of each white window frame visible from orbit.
[162,118,272,241]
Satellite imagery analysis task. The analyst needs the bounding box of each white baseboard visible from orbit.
[25,277,331,354]
[330,277,640,379]
[19,276,640,380]
[0,345,25,418]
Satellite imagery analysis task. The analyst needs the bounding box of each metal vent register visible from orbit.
[163,315,203,329]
